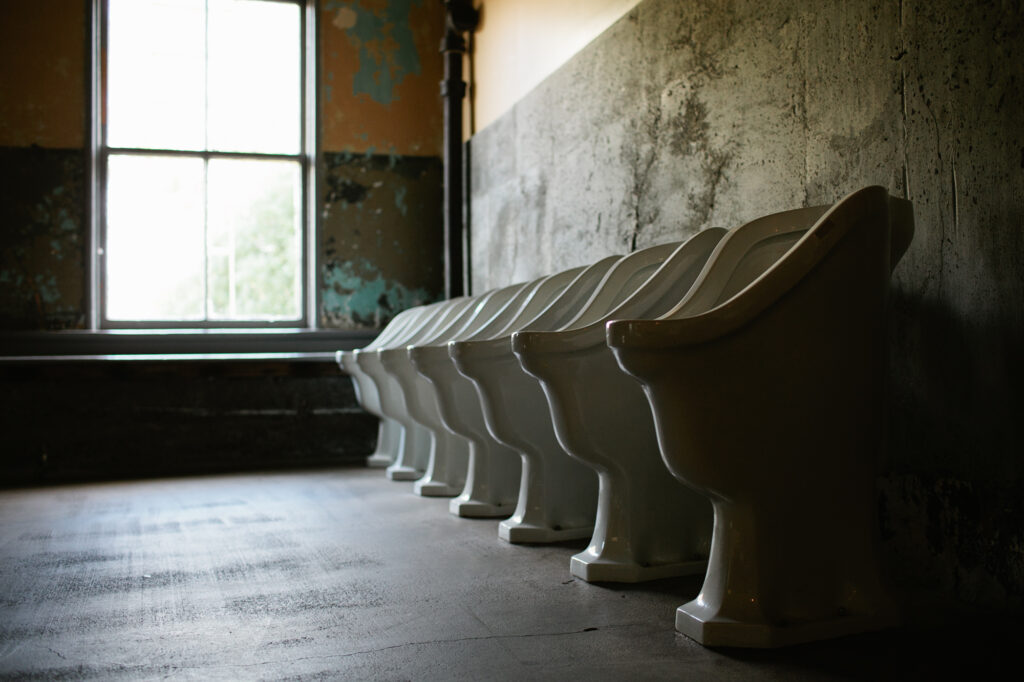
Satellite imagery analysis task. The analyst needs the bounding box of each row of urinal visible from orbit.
[336,186,914,648]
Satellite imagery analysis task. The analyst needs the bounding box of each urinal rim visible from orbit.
[450,241,685,363]
[607,186,894,350]
[393,296,481,349]
[368,298,458,350]
[454,266,588,345]
[405,280,532,353]
[518,254,624,333]
[446,256,625,362]
[511,228,728,357]
[557,241,684,331]
[408,269,579,358]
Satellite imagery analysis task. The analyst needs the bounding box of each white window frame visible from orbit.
[89,0,319,331]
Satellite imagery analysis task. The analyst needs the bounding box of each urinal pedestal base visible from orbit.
[365,454,392,468]
[386,466,423,481]
[570,555,707,583]
[415,480,463,497]
[449,497,514,518]
[499,521,593,544]
[675,602,899,648]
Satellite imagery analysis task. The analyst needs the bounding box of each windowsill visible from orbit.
[0,328,377,358]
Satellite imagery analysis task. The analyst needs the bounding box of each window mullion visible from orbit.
[203,0,210,322]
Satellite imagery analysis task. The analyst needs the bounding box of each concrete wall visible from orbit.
[0,0,445,331]
[469,0,1024,608]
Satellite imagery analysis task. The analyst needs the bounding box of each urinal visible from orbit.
[337,300,459,467]
[450,242,686,544]
[512,227,737,578]
[608,186,914,647]
[357,293,504,480]
[411,256,622,518]
[376,274,573,497]
[382,265,592,497]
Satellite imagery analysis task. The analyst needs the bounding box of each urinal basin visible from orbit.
[337,297,457,401]
[356,348,432,480]
[368,282,528,428]
[607,186,914,647]
[380,347,470,497]
[337,350,403,467]
[362,277,542,489]
[452,341,598,543]
[397,261,615,519]
[411,344,522,518]
[449,242,691,544]
[337,301,446,416]
[336,298,471,468]
[511,228,732,580]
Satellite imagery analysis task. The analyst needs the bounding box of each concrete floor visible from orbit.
[0,468,1015,680]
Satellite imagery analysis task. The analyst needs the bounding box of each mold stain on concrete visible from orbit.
[327,0,424,106]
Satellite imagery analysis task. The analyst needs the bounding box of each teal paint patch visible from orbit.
[327,0,423,106]
[321,257,434,328]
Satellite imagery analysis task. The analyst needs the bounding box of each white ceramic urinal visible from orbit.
[377,276,558,497]
[512,227,737,578]
[411,256,622,518]
[608,186,914,648]
[450,242,685,543]
[371,295,512,494]
[357,294,494,480]
[337,299,460,467]
[375,274,570,493]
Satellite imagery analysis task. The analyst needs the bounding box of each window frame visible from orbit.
[90,0,319,331]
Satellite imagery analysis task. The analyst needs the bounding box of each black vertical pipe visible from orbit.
[441,1,478,299]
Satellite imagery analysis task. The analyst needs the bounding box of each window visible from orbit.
[97,0,313,327]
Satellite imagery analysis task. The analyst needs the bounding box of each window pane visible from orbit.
[106,0,206,151]
[207,0,301,154]
[206,159,302,320]
[106,155,206,320]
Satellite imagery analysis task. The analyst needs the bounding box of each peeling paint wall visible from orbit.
[320,152,443,327]
[469,0,1024,609]
[321,0,443,155]
[319,0,445,329]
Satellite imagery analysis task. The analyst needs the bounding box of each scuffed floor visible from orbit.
[0,468,1014,680]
